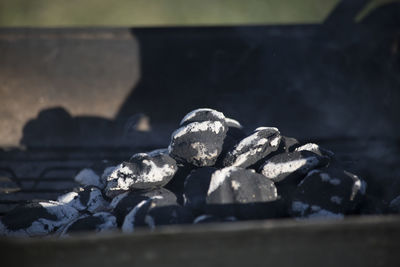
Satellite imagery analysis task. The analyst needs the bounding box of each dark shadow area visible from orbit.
[0,0,399,214]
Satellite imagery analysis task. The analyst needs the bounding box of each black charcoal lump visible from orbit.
[169,120,228,167]
[104,152,178,198]
[60,212,117,236]
[206,167,280,219]
[290,167,367,219]
[0,201,79,237]
[121,194,193,233]
[222,127,281,168]
[183,167,217,214]
[110,187,178,226]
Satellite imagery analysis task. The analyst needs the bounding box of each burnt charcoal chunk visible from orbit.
[61,212,117,236]
[180,108,226,126]
[290,166,367,219]
[183,167,217,214]
[246,135,300,171]
[111,187,177,226]
[104,152,178,197]
[223,127,281,168]
[260,151,329,183]
[58,186,108,213]
[193,214,237,224]
[169,120,227,167]
[121,196,193,232]
[164,163,194,204]
[0,201,79,237]
[281,136,300,152]
[205,167,281,219]
[74,168,104,189]
[295,143,334,158]
[216,125,248,167]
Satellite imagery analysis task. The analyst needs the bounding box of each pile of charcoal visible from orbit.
[0,108,372,237]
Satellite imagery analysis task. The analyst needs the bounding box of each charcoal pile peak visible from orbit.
[0,108,370,237]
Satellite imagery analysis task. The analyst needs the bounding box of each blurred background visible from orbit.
[0,0,396,27]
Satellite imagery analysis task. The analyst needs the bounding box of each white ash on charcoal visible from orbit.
[259,151,330,206]
[74,168,105,189]
[57,186,109,214]
[222,127,281,168]
[104,152,178,198]
[60,212,117,236]
[193,214,237,224]
[295,143,334,158]
[183,167,217,215]
[260,151,329,183]
[169,120,228,167]
[121,194,193,233]
[248,135,300,170]
[290,166,367,219]
[0,200,79,237]
[180,108,226,126]
[111,187,178,226]
[205,167,283,219]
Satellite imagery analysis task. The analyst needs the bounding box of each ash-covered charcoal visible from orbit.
[111,187,177,226]
[0,201,79,237]
[58,186,109,213]
[183,167,217,214]
[206,167,282,219]
[74,168,105,189]
[121,195,193,233]
[295,143,334,158]
[60,212,117,236]
[0,108,373,236]
[222,127,281,168]
[104,152,178,198]
[248,135,300,170]
[193,214,237,224]
[290,167,367,219]
[260,151,329,183]
[169,120,228,167]
[216,119,247,167]
[179,108,226,126]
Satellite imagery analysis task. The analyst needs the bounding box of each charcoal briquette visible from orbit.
[222,127,281,168]
[104,152,178,197]
[60,212,117,236]
[290,166,367,219]
[169,120,227,167]
[0,200,79,237]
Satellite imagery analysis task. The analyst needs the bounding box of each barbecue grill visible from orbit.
[0,1,400,266]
